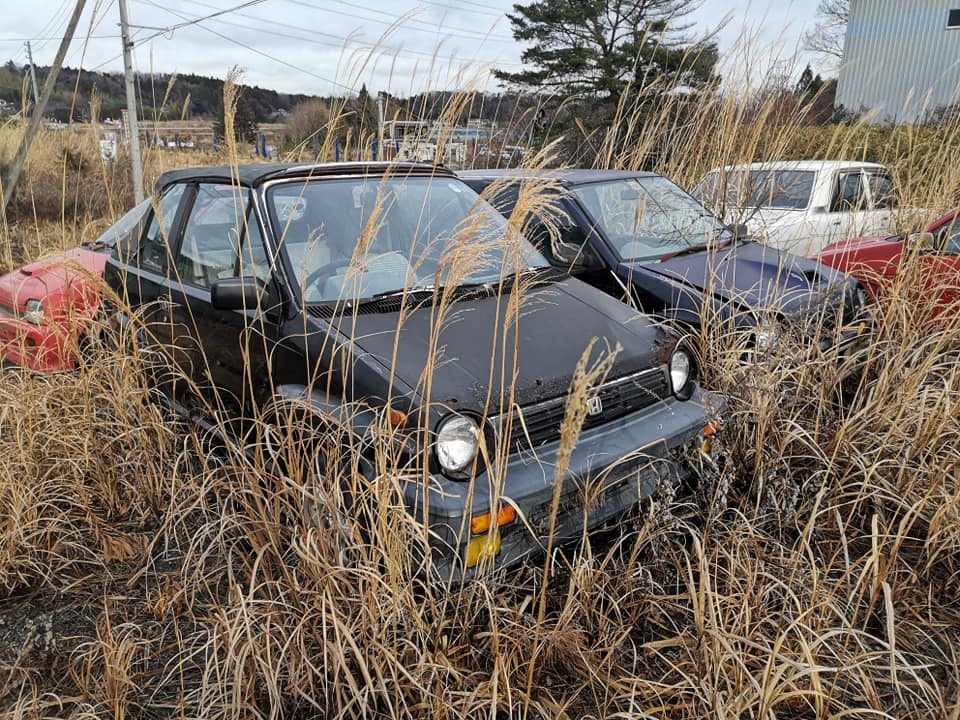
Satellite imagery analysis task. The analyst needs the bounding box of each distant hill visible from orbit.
[0,60,322,123]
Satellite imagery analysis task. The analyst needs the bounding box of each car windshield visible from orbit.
[696,169,815,210]
[573,176,730,261]
[267,175,547,303]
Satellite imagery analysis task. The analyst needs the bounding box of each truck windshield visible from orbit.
[696,169,815,211]
[573,176,731,262]
[268,175,547,304]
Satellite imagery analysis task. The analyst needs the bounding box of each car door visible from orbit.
[121,182,191,393]
[168,182,282,414]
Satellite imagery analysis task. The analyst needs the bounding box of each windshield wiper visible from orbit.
[347,270,552,311]
[368,285,435,301]
[658,243,710,261]
[658,235,735,262]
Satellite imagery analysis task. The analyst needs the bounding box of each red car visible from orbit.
[816,210,960,323]
[0,200,150,371]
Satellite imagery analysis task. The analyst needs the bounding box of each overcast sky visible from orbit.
[2,0,826,97]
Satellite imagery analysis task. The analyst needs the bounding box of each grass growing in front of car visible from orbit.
[0,43,959,719]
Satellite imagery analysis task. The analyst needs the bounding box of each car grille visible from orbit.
[494,367,672,453]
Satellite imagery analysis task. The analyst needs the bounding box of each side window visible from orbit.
[176,184,247,288]
[140,184,187,272]
[831,172,867,212]
[867,172,896,209]
[487,184,520,217]
[526,198,588,267]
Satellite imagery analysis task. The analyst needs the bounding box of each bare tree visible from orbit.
[804,0,849,63]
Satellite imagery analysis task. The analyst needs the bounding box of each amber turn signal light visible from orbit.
[470,504,518,535]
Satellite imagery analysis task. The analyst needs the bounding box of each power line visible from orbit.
[414,0,511,20]
[126,0,268,33]
[0,35,119,42]
[65,0,118,65]
[281,0,517,45]
[138,0,359,92]
[171,0,524,68]
[83,0,259,72]
[31,0,73,53]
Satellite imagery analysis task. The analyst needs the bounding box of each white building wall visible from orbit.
[836,0,960,122]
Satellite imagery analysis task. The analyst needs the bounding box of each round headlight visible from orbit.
[22,299,44,325]
[669,349,695,398]
[436,415,480,475]
[755,320,779,353]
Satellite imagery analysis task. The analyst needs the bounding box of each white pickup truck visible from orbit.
[693,161,903,257]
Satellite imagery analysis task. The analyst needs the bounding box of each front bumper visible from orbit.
[406,387,723,581]
[0,311,76,372]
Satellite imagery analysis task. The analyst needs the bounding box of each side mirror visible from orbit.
[211,276,272,311]
[908,231,937,252]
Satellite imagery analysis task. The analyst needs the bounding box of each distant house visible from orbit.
[836,0,960,122]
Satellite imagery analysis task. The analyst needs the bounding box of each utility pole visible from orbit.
[118,0,144,202]
[1,0,87,218]
[24,41,40,107]
[376,90,385,160]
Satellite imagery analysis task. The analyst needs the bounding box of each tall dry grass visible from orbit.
[0,45,958,720]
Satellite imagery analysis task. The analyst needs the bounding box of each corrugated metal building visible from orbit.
[836,0,960,122]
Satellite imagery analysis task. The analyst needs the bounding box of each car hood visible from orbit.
[336,277,670,415]
[818,234,901,259]
[0,248,106,309]
[815,235,904,275]
[630,242,849,317]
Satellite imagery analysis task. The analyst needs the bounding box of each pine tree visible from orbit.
[494,0,719,102]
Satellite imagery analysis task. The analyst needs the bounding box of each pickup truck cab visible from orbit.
[693,161,900,257]
[102,162,723,580]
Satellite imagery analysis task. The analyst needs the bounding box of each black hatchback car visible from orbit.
[103,162,723,579]
[459,169,871,359]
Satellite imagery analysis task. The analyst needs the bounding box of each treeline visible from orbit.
[0,60,321,123]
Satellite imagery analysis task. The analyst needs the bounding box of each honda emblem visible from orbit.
[586,395,603,416]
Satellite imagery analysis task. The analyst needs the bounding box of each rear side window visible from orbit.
[467,181,585,268]
[867,172,896,209]
[523,197,588,267]
[140,184,187,272]
[831,172,867,212]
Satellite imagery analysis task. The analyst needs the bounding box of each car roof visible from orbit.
[705,160,887,174]
[155,161,453,193]
[457,168,658,186]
